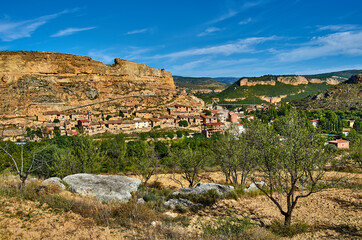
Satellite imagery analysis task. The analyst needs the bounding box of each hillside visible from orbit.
[0,51,176,117]
[293,73,362,110]
[214,71,361,104]
[217,81,331,104]
[173,76,227,92]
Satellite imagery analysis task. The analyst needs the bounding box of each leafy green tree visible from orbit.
[178,120,189,127]
[154,141,169,158]
[102,134,127,173]
[247,109,331,227]
[176,130,183,138]
[167,132,174,139]
[205,110,212,116]
[349,138,361,168]
[170,145,206,187]
[213,133,254,185]
[132,144,160,185]
[70,136,101,173]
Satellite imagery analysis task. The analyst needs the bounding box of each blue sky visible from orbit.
[1,0,362,77]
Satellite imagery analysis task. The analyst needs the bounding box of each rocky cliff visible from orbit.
[238,78,276,86]
[276,76,308,85]
[238,75,338,87]
[0,51,176,116]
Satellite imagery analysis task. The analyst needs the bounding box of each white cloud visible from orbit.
[317,24,358,32]
[169,59,210,72]
[207,10,239,24]
[0,10,71,41]
[239,17,252,25]
[126,28,150,35]
[51,27,96,37]
[277,31,362,62]
[151,36,277,59]
[197,27,223,37]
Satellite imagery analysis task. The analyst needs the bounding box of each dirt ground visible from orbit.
[0,171,361,239]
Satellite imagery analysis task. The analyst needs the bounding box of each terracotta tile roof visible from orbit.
[328,139,350,143]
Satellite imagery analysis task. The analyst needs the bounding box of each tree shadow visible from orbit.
[319,224,362,239]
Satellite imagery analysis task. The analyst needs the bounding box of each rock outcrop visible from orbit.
[239,78,276,86]
[172,183,234,196]
[344,73,362,84]
[164,198,203,209]
[277,76,308,85]
[258,95,287,104]
[63,173,141,202]
[0,51,176,116]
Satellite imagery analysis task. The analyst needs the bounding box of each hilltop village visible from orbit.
[1,87,254,141]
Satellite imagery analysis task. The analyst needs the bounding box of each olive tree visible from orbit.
[247,109,330,227]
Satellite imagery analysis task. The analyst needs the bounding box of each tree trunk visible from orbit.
[19,175,27,189]
[284,213,292,227]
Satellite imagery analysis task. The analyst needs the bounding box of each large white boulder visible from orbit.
[63,173,141,202]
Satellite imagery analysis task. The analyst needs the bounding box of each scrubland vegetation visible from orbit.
[0,106,361,239]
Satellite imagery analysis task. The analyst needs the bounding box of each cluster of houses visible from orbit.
[309,119,352,150]
[26,102,255,139]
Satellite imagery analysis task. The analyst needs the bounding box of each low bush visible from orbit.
[270,219,310,237]
[201,215,251,239]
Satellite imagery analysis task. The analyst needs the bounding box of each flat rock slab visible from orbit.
[172,182,234,196]
[164,198,203,209]
[63,173,141,203]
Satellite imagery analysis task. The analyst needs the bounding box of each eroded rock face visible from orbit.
[63,173,141,202]
[277,76,308,85]
[239,78,276,86]
[0,51,176,116]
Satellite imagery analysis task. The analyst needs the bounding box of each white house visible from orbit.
[134,120,149,129]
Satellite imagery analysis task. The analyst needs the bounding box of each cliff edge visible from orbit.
[0,51,176,116]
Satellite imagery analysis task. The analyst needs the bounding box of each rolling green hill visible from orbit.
[217,81,331,104]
